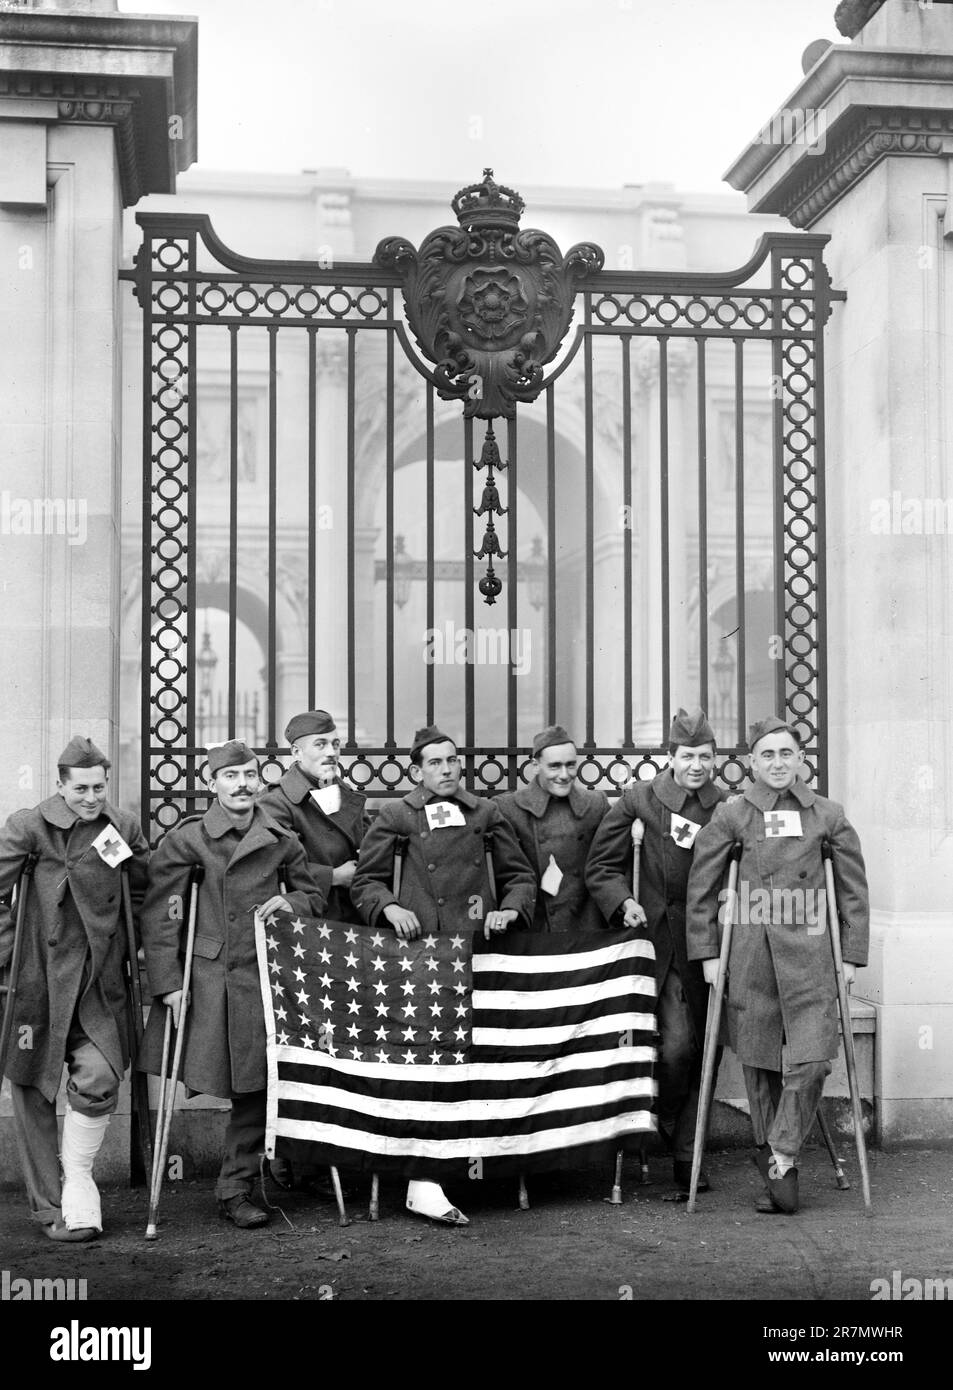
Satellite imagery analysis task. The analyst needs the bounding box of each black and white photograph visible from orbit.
[0,0,950,1357]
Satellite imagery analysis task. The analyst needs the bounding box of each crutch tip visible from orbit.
[144,1224,158,1240]
[337,1215,352,1228]
[606,1188,623,1206]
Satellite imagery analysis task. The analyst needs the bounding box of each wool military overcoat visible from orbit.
[685,779,869,1069]
[585,769,725,1042]
[259,765,367,924]
[0,796,150,1101]
[138,803,326,1098]
[495,778,608,933]
[350,785,536,935]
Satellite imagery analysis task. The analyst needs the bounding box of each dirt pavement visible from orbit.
[3,1145,951,1304]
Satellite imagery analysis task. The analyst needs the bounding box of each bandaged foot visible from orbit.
[770,1149,797,1177]
[60,1110,109,1232]
[406,1179,469,1225]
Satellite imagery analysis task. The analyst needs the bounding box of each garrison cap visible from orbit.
[58,735,110,771]
[532,725,575,756]
[748,715,801,751]
[207,740,259,774]
[285,709,336,744]
[668,707,716,749]
[410,725,455,761]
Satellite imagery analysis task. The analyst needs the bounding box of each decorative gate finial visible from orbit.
[375,171,604,419]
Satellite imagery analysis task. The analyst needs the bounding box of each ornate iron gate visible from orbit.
[122,173,842,842]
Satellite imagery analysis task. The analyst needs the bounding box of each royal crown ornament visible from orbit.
[375,169,604,419]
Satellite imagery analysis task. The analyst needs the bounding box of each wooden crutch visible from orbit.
[687,840,743,1214]
[0,853,38,1084]
[366,835,410,1223]
[121,868,154,1186]
[814,1104,850,1191]
[821,841,872,1213]
[145,862,204,1239]
[608,817,647,1205]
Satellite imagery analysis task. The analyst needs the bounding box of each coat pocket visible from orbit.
[192,934,224,960]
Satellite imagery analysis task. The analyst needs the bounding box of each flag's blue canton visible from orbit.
[264,920,472,1064]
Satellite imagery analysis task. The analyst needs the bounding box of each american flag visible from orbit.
[255,916,657,1177]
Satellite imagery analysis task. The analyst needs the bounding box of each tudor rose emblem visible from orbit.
[374,169,604,419]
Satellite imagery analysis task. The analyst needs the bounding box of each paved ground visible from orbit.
[3,1144,951,1304]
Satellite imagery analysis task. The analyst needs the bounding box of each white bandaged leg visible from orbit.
[60,1110,109,1231]
[770,1148,797,1177]
[406,1178,469,1225]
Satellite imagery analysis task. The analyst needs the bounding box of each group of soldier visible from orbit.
[0,705,869,1239]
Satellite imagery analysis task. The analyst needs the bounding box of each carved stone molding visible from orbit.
[0,10,197,204]
[777,108,953,228]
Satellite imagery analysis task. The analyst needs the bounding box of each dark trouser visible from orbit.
[656,965,710,1162]
[9,1023,120,1226]
[215,1089,267,1201]
[743,1059,832,1157]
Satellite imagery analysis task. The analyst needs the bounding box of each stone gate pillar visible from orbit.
[0,5,196,815]
[725,0,953,1141]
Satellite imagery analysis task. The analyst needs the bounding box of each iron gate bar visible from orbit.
[186,231,198,802]
[621,334,634,750]
[307,327,317,711]
[227,324,239,733]
[545,383,557,730]
[734,337,747,748]
[583,304,595,749]
[267,324,278,747]
[659,335,671,740]
[346,326,357,748]
[507,415,519,780]
[814,296,830,795]
[425,380,435,727]
[771,248,786,718]
[123,212,842,839]
[697,336,709,716]
[385,317,396,748]
[463,416,475,770]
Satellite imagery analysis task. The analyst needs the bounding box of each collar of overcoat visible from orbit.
[512,775,592,820]
[203,800,286,866]
[280,761,341,807]
[404,783,482,812]
[651,767,723,814]
[40,794,127,833]
[743,778,817,811]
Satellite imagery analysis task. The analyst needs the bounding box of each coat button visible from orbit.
[228,912,236,921]
[48,937,58,947]
[798,871,807,879]
[420,831,428,839]
[437,897,446,906]
[427,863,436,872]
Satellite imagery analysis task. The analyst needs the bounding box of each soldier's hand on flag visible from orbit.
[622,897,647,929]
[258,895,293,919]
[484,909,518,940]
[702,959,720,986]
[162,989,186,1028]
[331,859,357,888]
[383,904,422,941]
